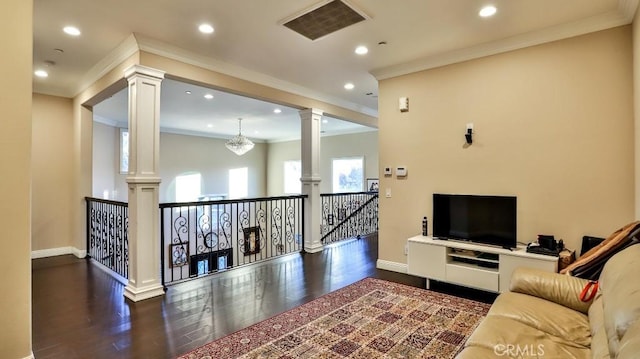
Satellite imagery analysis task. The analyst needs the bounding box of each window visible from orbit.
[283,160,301,194]
[175,173,201,202]
[229,167,248,199]
[332,157,364,192]
[120,129,129,174]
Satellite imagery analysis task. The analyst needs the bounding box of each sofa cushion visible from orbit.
[488,292,591,346]
[461,315,590,359]
[598,244,640,358]
[510,267,592,314]
[589,296,611,359]
[617,322,640,359]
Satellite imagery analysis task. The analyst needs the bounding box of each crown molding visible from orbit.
[124,64,165,80]
[134,34,378,118]
[72,34,140,97]
[619,0,640,22]
[158,126,268,143]
[371,1,638,80]
[93,114,121,127]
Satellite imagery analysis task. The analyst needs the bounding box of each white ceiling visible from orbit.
[34,0,637,140]
[93,79,373,142]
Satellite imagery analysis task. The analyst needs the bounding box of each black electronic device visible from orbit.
[526,243,560,257]
[537,234,557,251]
[580,236,605,256]
[432,194,517,249]
[525,234,561,256]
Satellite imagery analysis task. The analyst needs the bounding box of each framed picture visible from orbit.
[327,214,335,225]
[366,178,379,192]
[243,226,260,256]
[170,243,189,267]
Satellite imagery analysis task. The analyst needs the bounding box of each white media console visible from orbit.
[407,235,558,293]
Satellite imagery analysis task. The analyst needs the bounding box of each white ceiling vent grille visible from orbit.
[282,0,368,41]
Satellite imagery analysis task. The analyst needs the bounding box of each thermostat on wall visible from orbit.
[396,166,408,177]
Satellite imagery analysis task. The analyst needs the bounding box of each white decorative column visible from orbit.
[123,65,165,301]
[300,108,324,253]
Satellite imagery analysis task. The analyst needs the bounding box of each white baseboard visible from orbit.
[376,259,408,274]
[72,247,87,258]
[31,246,86,259]
[90,259,129,285]
[21,352,34,359]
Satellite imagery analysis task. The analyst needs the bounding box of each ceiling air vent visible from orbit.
[282,0,368,41]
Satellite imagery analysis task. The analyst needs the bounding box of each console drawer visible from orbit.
[445,263,499,292]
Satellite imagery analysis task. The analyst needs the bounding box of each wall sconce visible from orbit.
[465,128,473,144]
[399,97,409,112]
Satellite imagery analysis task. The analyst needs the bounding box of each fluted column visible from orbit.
[123,65,165,301]
[300,108,324,253]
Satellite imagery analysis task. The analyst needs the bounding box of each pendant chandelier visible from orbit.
[225,118,255,156]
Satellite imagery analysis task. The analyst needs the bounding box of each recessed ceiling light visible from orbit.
[344,83,355,90]
[273,108,282,114]
[479,5,497,17]
[199,24,215,34]
[204,94,214,99]
[63,26,81,36]
[355,46,368,55]
[185,90,192,95]
[34,70,48,78]
[207,124,213,128]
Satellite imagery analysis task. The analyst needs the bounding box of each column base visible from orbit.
[304,241,324,253]
[124,283,165,302]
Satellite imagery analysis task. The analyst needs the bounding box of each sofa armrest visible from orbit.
[509,267,593,314]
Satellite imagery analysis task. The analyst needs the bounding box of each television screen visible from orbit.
[433,194,517,248]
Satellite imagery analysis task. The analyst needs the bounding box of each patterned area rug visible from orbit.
[178,278,491,359]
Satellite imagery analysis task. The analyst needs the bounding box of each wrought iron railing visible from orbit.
[320,191,379,244]
[85,197,129,279]
[159,195,306,286]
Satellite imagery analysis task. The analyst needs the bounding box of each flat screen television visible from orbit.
[432,194,517,249]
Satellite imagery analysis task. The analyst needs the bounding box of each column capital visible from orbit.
[126,176,162,185]
[124,65,165,81]
[299,108,324,119]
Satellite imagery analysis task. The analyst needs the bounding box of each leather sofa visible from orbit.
[456,243,640,358]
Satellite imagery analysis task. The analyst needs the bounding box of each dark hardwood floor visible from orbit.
[32,234,496,359]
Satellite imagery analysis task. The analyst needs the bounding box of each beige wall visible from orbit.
[378,26,634,265]
[92,122,119,199]
[267,131,379,195]
[0,0,32,357]
[267,140,300,196]
[634,7,640,217]
[32,94,75,251]
[160,133,268,202]
[92,125,270,202]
